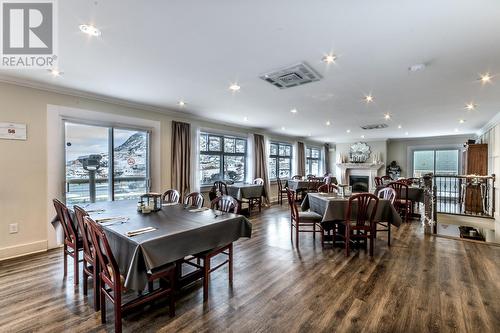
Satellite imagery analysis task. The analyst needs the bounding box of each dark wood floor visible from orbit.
[1,205,500,333]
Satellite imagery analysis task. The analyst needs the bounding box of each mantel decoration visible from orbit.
[349,142,371,163]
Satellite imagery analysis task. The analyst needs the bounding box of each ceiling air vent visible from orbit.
[361,124,388,130]
[259,62,322,89]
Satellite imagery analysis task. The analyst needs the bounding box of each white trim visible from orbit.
[0,240,47,261]
[477,111,500,136]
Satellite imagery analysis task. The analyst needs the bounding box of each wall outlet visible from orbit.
[9,223,18,234]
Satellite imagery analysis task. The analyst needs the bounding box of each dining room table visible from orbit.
[374,184,425,203]
[52,200,252,291]
[227,183,264,201]
[286,179,312,192]
[301,192,403,227]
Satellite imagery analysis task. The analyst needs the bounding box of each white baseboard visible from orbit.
[0,240,47,261]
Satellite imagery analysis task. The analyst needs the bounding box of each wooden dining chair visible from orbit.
[184,192,204,208]
[306,174,316,179]
[317,184,338,193]
[53,199,83,286]
[85,216,176,333]
[307,178,322,193]
[276,178,287,205]
[74,205,100,311]
[210,195,239,213]
[209,181,229,201]
[381,175,392,183]
[247,178,264,214]
[374,176,383,186]
[161,189,180,204]
[376,187,396,246]
[292,175,302,180]
[388,181,411,223]
[338,193,379,257]
[285,188,323,245]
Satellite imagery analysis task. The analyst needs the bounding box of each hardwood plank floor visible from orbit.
[1,205,500,333]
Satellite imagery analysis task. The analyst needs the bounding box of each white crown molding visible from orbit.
[477,111,500,136]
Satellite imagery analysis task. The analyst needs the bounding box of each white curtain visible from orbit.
[246,132,254,183]
[190,126,201,192]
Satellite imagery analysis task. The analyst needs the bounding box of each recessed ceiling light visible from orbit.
[307,133,312,137]
[364,94,374,103]
[229,83,241,92]
[465,102,477,111]
[405,132,409,136]
[459,119,465,124]
[281,126,286,131]
[290,108,298,113]
[178,100,186,107]
[326,120,331,126]
[479,73,492,85]
[361,135,365,139]
[243,116,248,121]
[322,54,337,64]
[398,124,402,129]
[454,128,459,132]
[47,69,63,77]
[79,24,101,37]
[384,113,391,120]
[346,129,351,133]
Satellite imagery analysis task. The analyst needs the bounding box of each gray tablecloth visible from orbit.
[375,185,425,203]
[53,200,252,290]
[228,183,264,200]
[301,193,402,227]
[286,179,311,191]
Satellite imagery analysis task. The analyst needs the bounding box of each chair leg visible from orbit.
[100,286,106,324]
[369,232,374,257]
[63,244,67,277]
[258,199,262,212]
[73,249,79,285]
[296,220,300,245]
[388,223,391,247]
[228,243,233,285]
[114,292,122,333]
[93,265,100,311]
[168,269,176,317]
[313,223,316,239]
[345,226,350,257]
[203,256,211,302]
[83,260,88,296]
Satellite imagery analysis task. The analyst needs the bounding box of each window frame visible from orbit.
[199,132,247,185]
[306,146,321,176]
[411,148,461,177]
[269,142,293,180]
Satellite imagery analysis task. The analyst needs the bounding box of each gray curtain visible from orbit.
[171,121,191,199]
[324,143,331,175]
[297,141,305,176]
[253,134,271,205]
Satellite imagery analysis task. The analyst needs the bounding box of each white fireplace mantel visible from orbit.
[336,163,385,191]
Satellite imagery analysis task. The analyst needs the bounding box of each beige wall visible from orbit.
[0,82,320,260]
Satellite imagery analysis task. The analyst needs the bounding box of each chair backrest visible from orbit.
[213,181,228,195]
[276,178,284,191]
[285,188,299,221]
[210,195,239,213]
[407,177,420,186]
[306,174,315,179]
[84,216,121,290]
[346,193,379,228]
[53,199,78,244]
[308,178,322,190]
[292,175,302,180]
[162,189,180,204]
[73,205,92,257]
[381,175,392,182]
[377,187,396,204]
[399,178,413,186]
[184,192,204,208]
[374,177,383,186]
[253,178,264,185]
[387,181,408,201]
[318,184,337,193]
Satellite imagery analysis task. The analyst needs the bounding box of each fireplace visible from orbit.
[349,175,369,193]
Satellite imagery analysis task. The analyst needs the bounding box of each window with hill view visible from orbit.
[269,142,292,180]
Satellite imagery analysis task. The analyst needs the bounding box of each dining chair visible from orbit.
[307,178,322,193]
[338,193,379,257]
[285,188,323,245]
[74,205,100,311]
[209,181,229,201]
[184,192,204,208]
[317,184,338,193]
[381,175,392,183]
[53,199,83,286]
[85,216,176,333]
[245,178,264,214]
[161,189,180,204]
[210,195,239,213]
[292,175,302,180]
[376,187,396,246]
[388,181,411,223]
[306,174,315,179]
[276,178,287,205]
[374,176,383,186]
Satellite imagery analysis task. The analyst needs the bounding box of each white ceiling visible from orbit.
[2,0,500,143]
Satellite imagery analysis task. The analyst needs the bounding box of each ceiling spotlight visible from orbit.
[479,73,492,85]
[229,83,241,92]
[281,126,286,131]
[79,24,101,37]
[326,120,331,126]
[361,135,365,139]
[454,128,459,132]
[322,54,337,64]
[243,116,248,121]
[307,133,312,137]
[364,94,374,103]
[405,132,409,136]
[384,113,391,120]
[459,119,465,124]
[178,100,186,107]
[290,108,298,114]
[398,124,402,129]
[346,129,351,133]
[47,69,63,77]
[465,102,477,111]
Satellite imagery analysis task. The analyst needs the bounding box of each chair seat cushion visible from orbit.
[298,211,323,221]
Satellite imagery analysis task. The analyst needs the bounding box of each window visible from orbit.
[65,122,150,205]
[269,142,292,179]
[413,149,459,177]
[306,147,321,176]
[199,133,247,185]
